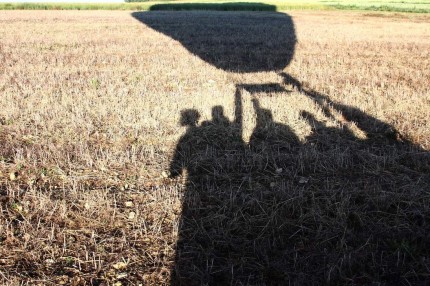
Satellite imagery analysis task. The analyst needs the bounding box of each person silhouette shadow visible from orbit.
[169,106,248,285]
[250,98,300,153]
[248,98,301,182]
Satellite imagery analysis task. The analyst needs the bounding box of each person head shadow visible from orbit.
[202,105,230,127]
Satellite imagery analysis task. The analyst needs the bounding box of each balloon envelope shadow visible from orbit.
[132,6,296,73]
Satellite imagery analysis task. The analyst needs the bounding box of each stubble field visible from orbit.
[0,10,430,285]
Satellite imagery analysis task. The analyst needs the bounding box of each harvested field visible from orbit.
[0,10,430,285]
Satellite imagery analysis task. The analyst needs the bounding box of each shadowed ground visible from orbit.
[133,10,430,285]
